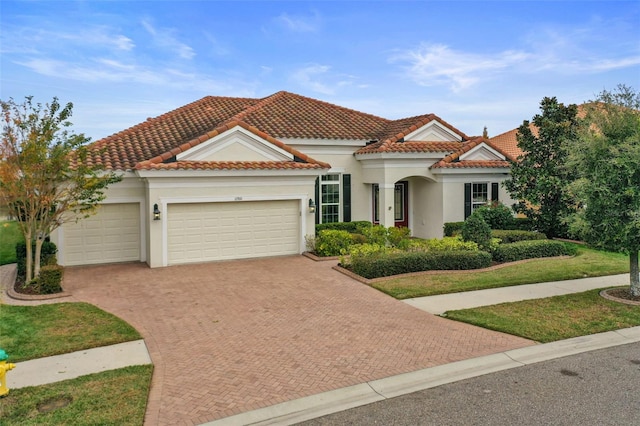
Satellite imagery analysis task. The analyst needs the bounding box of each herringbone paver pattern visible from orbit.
[62,256,534,425]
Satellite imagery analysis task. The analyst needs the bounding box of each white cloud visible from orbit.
[274,11,320,32]
[391,43,530,92]
[141,19,195,60]
[290,64,335,95]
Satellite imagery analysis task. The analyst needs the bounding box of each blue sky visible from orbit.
[1,1,639,141]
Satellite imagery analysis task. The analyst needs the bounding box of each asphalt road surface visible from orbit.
[298,341,640,426]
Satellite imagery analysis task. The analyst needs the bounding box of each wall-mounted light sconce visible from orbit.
[153,203,161,221]
[308,199,316,214]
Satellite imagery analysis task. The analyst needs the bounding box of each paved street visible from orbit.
[299,341,640,425]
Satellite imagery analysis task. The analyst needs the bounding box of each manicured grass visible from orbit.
[444,289,640,343]
[372,244,629,299]
[0,220,24,265]
[0,365,153,425]
[0,303,141,363]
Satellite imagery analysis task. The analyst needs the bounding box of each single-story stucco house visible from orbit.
[50,91,518,268]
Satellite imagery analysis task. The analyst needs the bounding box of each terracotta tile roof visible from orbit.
[431,137,514,169]
[83,96,258,170]
[79,90,510,172]
[356,114,471,154]
[135,120,331,171]
[138,161,326,171]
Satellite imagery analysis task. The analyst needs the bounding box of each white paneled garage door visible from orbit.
[63,203,141,266]
[167,200,300,265]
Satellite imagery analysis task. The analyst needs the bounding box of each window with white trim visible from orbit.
[320,174,340,223]
[472,183,488,211]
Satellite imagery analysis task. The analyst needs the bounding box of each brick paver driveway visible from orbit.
[63,256,533,425]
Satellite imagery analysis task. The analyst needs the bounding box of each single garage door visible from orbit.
[63,203,141,266]
[167,200,300,265]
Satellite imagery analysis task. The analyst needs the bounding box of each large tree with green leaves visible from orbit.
[568,85,640,296]
[504,97,579,238]
[0,96,121,282]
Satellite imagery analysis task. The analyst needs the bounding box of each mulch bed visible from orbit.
[602,287,640,302]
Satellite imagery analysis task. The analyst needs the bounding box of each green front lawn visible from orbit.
[0,365,152,425]
[372,244,629,299]
[0,303,141,363]
[444,289,640,343]
[0,220,24,265]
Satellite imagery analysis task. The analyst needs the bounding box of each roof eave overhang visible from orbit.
[135,168,326,179]
[355,152,452,161]
[431,166,511,175]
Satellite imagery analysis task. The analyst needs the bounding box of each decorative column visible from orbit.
[378,183,395,228]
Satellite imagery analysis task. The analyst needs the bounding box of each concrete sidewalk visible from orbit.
[404,273,630,315]
[7,340,152,389]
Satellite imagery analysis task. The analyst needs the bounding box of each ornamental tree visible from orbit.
[568,85,640,296]
[504,97,579,238]
[0,96,121,282]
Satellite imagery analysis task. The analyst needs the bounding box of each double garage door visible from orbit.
[63,203,141,266]
[167,200,300,265]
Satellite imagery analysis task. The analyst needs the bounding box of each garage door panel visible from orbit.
[168,200,300,265]
[63,203,141,266]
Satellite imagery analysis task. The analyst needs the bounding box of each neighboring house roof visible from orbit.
[81,90,511,171]
[489,123,536,160]
[489,104,588,160]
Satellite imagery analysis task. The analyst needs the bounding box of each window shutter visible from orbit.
[491,182,499,202]
[315,177,320,224]
[342,174,351,222]
[464,183,472,219]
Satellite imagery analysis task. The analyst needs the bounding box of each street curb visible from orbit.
[202,326,640,426]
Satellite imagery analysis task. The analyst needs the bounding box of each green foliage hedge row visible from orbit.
[444,217,535,236]
[315,221,371,234]
[491,240,576,263]
[16,240,58,277]
[491,230,547,244]
[350,250,492,279]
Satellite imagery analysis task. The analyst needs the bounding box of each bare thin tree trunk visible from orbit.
[34,237,43,278]
[631,251,640,297]
[25,231,33,282]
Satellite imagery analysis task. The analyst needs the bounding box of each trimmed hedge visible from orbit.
[31,264,64,294]
[491,230,547,244]
[491,240,576,263]
[16,240,58,277]
[315,221,371,234]
[350,250,492,279]
[444,222,465,237]
[314,229,354,257]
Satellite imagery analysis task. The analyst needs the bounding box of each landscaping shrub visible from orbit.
[350,250,492,279]
[461,214,492,251]
[473,202,515,229]
[315,221,371,234]
[314,229,354,257]
[509,217,534,231]
[491,240,577,263]
[30,264,64,294]
[340,243,389,268]
[491,230,547,244]
[387,226,411,248]
[357,223,389,246]
[16,240,58,277]
[444,222,465,237]
[406,236,479,252]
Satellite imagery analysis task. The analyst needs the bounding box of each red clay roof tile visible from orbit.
[81,91,511,172]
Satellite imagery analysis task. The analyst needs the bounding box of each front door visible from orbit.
[373,181,409,228]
